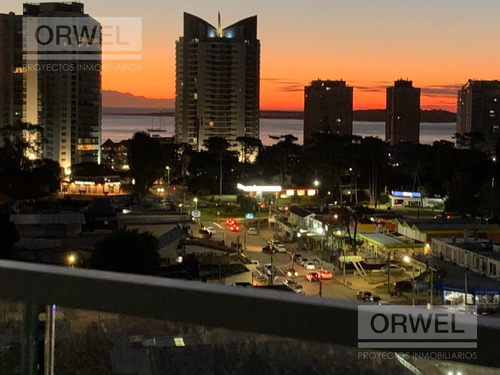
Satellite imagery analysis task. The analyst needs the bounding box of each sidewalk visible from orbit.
[333,273,411,304]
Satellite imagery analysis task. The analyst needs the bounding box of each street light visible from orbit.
[313,179,320,187]
[403,255,415,307]
[165,166,171,186]
[193,197,198,210]
[336,230,345,284]
[67,254,76,268]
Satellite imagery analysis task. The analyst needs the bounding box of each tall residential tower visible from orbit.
[457,80,500,152]
[175,13,260,150]
[23,2,101,169]
[0,12,23,135]
[385,79,420,145]
[303,79,353,144]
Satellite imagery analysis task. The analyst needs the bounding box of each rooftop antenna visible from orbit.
[216,11,222,37]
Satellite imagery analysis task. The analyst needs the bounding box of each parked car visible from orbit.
[319,270,333,279]
[263,264,277,277]
[367,295,381,303]
[205,226,216,235]
[307,272,320,282]
[283,279,304,294]
[377,300,391,305]
[393,280,413,293]
[381,264,405,274]
[198,229,210,239]
[285,268,299,277]
[247,227,258,235]
[300,258,309,266]
[357,291,374,301]
[262,245,275,253]
[274,242,287,253]
[305,262,316,270]
[293,254,302,263]
[312,257,322,267]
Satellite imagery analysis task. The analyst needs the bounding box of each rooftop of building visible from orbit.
[395,217,500,232]
[308,80,349,88]
[434,237,500,261]
[183,237,234,253]
[23,2,85,16]
[358,231,424,248]
[288,206,314,218]
[10,212,85,225]
[414,255,500,293]
[394,79,414,87]
[463,79,500,89]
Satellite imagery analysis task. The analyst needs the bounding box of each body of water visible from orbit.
[102,115,456,146]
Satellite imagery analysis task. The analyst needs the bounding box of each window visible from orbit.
[489,263,497,276]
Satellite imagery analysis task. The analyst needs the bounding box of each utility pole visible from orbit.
[387,251,391,294]
[275,192,279,237]
[411,263,415,307]
[464,272,468,309]
[430,268,434,308]
[258,204,261,233]
[491,177,495,219]
[244,219,247,252]
[219,156,223,197]
[269,251,274,286]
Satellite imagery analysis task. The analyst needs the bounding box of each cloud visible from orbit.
[420,84,462,97]
[353,85,386,93]
[261,77,305,92]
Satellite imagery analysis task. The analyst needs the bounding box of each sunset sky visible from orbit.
[4,0,500,111]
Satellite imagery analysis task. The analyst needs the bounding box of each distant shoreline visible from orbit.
[102,108,456,123]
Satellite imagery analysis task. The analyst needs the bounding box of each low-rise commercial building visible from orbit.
[432,237,500,279]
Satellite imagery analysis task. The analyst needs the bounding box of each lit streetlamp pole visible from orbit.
[403,255,415,307]
[193,197,198,210]
[336,230,345,284]
[165,166,171,186]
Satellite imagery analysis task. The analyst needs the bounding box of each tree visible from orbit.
[186,137,239,195]
[257,134,302,184]
[0,121,44,169]
[236,136,262,163]
[337,205,373,255]
[128,132,164,194]
[0,121,61,199]
[91,229,161,275]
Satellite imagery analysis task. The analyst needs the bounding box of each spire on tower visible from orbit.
[216,11,222,37]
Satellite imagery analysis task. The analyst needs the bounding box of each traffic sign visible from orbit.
[191,210,201,218]
[245,213,254,219]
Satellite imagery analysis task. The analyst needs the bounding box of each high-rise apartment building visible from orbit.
[303,80,353,144]
[385,79,420,145]
[23,2,102,170]
[0,12,23,135]
[175,13,260,150]
[457,80,500,152]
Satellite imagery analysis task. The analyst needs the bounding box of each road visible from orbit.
[199,219,356,299]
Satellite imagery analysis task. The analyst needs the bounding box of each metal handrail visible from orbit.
[0,260,497,369]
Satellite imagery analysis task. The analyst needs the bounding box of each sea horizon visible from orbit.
[102,114,456,146]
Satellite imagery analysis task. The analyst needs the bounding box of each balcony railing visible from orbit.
[0,259,498,374]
